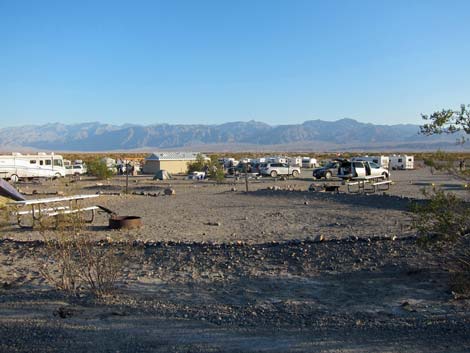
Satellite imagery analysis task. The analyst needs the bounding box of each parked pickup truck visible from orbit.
[338,160,389,180]
[260,163,301,178]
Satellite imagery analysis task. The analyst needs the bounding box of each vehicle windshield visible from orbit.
[369,162,380,168]
[324,162,337,168]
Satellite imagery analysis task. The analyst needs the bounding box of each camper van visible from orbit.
[0,152,66,182]
[390,155,414,170]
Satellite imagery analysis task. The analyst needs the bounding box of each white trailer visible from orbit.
[251,157,267,164]
[301,157,318,168]
[354,156,390,169]
[390,155,414,170]
[0,152,66,182]
[288,156,302,167]
[267,156,288,164]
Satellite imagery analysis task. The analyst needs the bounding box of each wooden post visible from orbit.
[244,164,249,193]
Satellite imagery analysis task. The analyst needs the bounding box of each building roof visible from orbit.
[145,152,206,161]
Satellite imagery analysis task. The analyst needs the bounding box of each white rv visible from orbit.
[390,155,414,170]
[302,157,318,168]
[353,156,390,169]
[0,152,66,182]
[288,156,303,167]
[267,156,288,164]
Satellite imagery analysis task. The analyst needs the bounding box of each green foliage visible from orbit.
[411,189,470,243]
[87,158,114,180]
[210,166,225,183]
[187,153,208,174]
[421,104,470,141]
[423,150,456,172]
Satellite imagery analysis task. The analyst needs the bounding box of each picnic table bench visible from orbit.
[346,176,392,194]
[7,194,101,228]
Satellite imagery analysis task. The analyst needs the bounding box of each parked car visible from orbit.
[312,159,346,179]
[228,163,258,175]
[259,163,301,177]
[338,160,389,180]
[71,164,87,175]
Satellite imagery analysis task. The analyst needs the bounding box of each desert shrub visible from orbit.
[411,189,470,243]
[411,189,470,296]
[209,165,225,183]
[87,158,114,180]
[187,153,207,174]
[38,209,134,297]
[445,238,470,298]
[423,150,456,174]
[40,234,124,297]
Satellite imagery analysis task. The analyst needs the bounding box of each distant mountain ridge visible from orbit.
[0,119,466,152]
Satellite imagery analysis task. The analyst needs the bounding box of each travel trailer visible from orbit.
[0,152,66,182]
[267,156,288,164]
[288,157,303,167]
[390,155,414,170]
[302,157,318,168]
[353,156,390,169]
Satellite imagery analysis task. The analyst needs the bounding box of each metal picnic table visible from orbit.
[345,176,392,194]
[7,194,101,228]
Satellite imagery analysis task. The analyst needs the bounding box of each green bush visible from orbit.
[187,153,207,174]
[411,189,470,297]
[87,159,114,180]
[411,189,470,243]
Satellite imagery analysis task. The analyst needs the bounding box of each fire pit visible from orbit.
[109,216,142,230]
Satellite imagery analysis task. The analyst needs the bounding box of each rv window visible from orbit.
[53,159,63,167]
[398,158,403,163]
[408,158,412,162]
[39,160,44,165]
[29,160,36,164]
[45,160,52,166]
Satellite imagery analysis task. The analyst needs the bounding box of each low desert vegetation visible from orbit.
[86,158,114,180]
[412,105,470,296]
[38,210,136,298]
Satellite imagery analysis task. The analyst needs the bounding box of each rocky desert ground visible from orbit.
[1,167,469,352]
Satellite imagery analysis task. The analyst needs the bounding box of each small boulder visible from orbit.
[164,188,176,196]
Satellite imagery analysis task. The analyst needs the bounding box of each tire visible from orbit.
[382,172,389,179]
[325,171,332,179]
[54,173,62,179]
[270,170,278,178]
[292,170,299,177]
[10,174,19,183]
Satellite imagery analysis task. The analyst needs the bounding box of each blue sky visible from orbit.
[1,0,469,127]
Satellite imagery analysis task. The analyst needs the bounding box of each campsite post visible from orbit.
[125,159,129,194]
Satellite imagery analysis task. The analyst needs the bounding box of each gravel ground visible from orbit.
[0,166,469,352]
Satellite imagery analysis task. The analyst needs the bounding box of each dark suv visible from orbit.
[312,159,346,180]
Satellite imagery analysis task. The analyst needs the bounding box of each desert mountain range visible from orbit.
[0,119,466,152]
